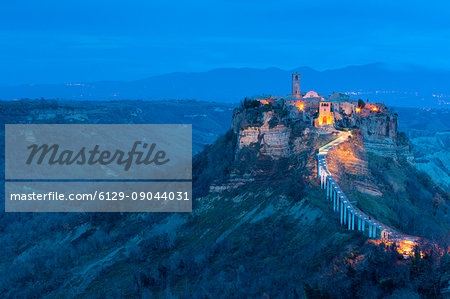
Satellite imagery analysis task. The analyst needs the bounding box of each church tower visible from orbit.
[292,73,301,98]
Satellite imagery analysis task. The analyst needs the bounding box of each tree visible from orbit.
[357,99,366,108]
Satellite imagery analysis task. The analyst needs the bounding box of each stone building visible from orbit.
[292,73,301,98]
[316,100,334,126]
[253,73,363,128]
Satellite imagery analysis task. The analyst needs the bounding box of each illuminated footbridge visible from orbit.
[317,133,420,255]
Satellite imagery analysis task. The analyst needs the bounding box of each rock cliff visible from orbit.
[356,112,413,162]
[237,121,291,158]
[212,99,414,193]
[326,137,383,197]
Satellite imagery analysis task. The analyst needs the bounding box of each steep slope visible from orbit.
[328,135,450,242]
[326,140,382,197]
[0,128,448,297]
[394,107,450,191]
[0,100,448,297]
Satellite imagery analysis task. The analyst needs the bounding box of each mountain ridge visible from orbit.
[2,63,450,107]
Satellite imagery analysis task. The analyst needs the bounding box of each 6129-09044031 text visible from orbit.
[5,124,192,212]
[9,191,191,201]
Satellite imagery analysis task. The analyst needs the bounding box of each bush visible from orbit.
[242,98,261,109]
[358,99,366,108]
[268,117,278,128]
[192,130,237,198]
[396,131,409,145]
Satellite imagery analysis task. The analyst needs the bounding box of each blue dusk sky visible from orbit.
[0,0,449,85]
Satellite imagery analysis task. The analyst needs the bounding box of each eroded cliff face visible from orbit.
[356,113,413,162]
[326,138,383,197]
[233,110,316,159]
[357,113,398,142]
[207,106,325,192]
[213,100,413,193]
[238,123,291,158]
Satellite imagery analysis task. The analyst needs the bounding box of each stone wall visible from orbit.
[238,123,291,158]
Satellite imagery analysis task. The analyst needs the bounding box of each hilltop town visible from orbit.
[231,73,411,161]
[255,72,367,128]
[205,74,448,258]
[197,73,415,202]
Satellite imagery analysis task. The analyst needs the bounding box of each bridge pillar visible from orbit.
[329,182,332,201]
[344,205,347,225]
[340,200,343,224]
[320,172,323,188]
[327,180,330,200]
[352,214,355,230]
[329,182,332,202]
[362,220,365,232]
[319,170,322,188]
[369,225,372,238]
[322,173,325,189]
[335,192,338,211]
[348,212,351,230]
[333,190,336,211]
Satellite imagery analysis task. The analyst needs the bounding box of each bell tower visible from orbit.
[292,73,301,98]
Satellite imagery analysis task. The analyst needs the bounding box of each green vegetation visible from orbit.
[346,153,449,243]
[0,100,448,297]
[193,130,237,198]
[358,98,366,108]
[242,98,261,109]
[268,116,278,128]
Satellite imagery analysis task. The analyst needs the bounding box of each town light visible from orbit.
[372,107,378,112]
[356,107,361,112]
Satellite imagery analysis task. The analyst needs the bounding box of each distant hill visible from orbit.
[1,63,450,107]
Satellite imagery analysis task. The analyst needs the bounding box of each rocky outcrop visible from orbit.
[357,113,398,142]
[411,131,450,190]
[326,140,383,197]
[356,112,413,162]
[223,99,414,195]
[238,123,291,158]
[234,109,294,158]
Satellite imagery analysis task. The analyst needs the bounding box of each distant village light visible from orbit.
[356,107,361,112]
